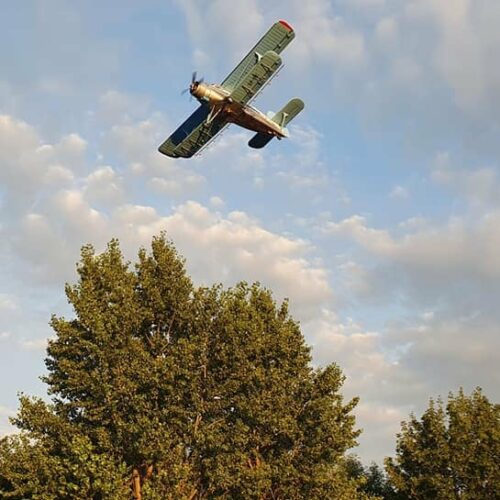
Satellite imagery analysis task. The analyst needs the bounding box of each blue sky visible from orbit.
[1,0,500,463]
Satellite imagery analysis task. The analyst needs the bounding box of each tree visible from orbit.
[0,235,367,499]
[385,387,500,499]
[345,455,397,499]
[362,462,395,499]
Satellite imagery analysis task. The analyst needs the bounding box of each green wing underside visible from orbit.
[170,123,227,159]
[158,105,227,158]
[222,21,295,91]
[230,51,282,105]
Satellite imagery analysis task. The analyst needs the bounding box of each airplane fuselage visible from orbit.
[190,82,286,139]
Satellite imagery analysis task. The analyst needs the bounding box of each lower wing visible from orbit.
[158,105,227,158]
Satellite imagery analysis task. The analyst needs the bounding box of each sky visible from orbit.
[1,0,499,464]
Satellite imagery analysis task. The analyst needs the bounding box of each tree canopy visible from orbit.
[0,235,366,499]
[385,387,500,499]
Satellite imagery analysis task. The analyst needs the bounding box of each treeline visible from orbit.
[346,385,500,499]
[0,235,498,499]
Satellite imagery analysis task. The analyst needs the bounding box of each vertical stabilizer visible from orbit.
[248,98,304,149]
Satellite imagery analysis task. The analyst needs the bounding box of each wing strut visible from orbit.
[206,105,223,124]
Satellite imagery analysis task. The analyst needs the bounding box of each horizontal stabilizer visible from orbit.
[248,98,304,149]
[248,132,274,149]
[272,97,304,127]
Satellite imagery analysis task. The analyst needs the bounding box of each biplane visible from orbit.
[158,20,304,158]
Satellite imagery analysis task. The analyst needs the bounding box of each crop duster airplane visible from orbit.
[158,20,304,158]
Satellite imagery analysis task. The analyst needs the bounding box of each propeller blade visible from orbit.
[181,88,189,95]
[192,71,197,84]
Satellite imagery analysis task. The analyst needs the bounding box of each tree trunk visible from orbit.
[132,468,142,500]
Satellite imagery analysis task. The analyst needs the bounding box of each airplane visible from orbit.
[158,20,304,159]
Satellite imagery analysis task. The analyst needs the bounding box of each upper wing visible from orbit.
[158,105,227,158]
[221,20,295,92]
[230,50,282,105]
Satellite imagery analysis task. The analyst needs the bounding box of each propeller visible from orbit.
[181,71,204,99]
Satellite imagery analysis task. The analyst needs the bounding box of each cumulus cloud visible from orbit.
[0,294,17,312]
[389,185,409,199]
[84,166,125,208]
[109,201,333,319]
[385,311,500,398]
[105,116,206,198]
[274,126,334,192]
[0,115,83,209]
[96,90,152,126]
[431,151,500,206]
[322,206,500,463]
[418,0,500,117]
[302,307,421,462]
[0,112,331,319]
[175,0,264,73]
[287,0,366,68]
[13,196,332,319]
[374,16,399,47]
[18,337,51,351]
[326,212,500,294]
[0,406,15,437]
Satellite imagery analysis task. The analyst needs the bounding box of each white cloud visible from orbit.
[275,126,333,191]
[431,151,500,205]
[209,196,225,209]
[0,113,332,318]
[175,0,264,72]
[375,16,398,46]
[325,212,500,287]
[388,312,500,395]
[97,90,152,126]
[0,295,17,312]
[302,307,421,462]
[114,200,330,318]
[288,0,366,67]
[121,201,333,318]
[32,198,331,321]
[177,0,367,81]
[0,406,14,417]
[419,0,500,117]
[0,405,15,438]
[321,204,500,463]
[12,212,72,284]
[0,115,85,211]
[389,185,409,199]
[84,166,125,207]
[105,116,206,198]
[326,215,394,254]
[19,337,51,351]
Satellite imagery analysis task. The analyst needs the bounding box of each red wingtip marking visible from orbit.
[279,20,293,32]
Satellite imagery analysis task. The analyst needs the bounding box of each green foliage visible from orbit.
[385,387,500,499]
[0,235,365,499]
[0,399,128,498]
[345,455,397,499]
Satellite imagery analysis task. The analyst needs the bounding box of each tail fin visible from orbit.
[248,98,304,149]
